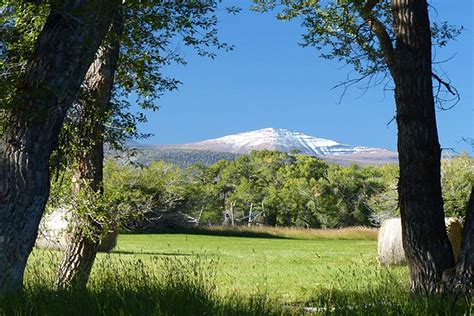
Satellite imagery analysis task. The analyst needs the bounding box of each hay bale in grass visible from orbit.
[35,208,117,253]
[35,208,69,251]
[377,218,406,266]
[445,217,463,261]
[377,217,463,266]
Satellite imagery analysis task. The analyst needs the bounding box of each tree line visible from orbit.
[48,152,472,232]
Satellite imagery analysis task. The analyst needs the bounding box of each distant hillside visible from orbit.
[110,147,240,168]
[108,146,398,168]
[324,151,399,166]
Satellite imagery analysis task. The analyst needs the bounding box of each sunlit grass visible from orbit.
[112,232,387,300]
[0,231,470,315]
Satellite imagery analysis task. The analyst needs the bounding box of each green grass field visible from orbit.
[110,232,401,301]
[3,228,470,315]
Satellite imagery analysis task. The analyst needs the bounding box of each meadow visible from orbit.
[111,229,382,299]
[1,227,471,315]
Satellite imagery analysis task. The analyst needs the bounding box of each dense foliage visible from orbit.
[50,152,473,230]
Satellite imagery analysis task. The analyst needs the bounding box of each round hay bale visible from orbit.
[445,217,463,261]
[35,208,69,251]
[36,209,118,253]
[377,217,463,266]
[377,218,406,266]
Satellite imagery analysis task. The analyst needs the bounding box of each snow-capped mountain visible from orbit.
[173,128,392,157]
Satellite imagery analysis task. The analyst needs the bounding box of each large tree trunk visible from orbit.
[54,15,121,290]
[0,1,117,292]
[362,0,472,294]
[391,0,455,294]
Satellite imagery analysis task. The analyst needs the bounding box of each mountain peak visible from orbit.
[254,127,292,134]
[174,128,389,157]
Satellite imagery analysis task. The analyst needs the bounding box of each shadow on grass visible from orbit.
[129,227,289,240]
[112,250,194,256]
[5,285,470,315]
[0,288,277,316]
[122,226,378,241]
[304,287,472,315]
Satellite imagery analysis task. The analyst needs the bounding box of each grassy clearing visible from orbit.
[0,229,471,315]
[164,225,378,240]
[112,233,385,300]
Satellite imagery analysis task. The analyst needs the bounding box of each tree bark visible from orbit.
[0,0,117,292]
[390,0,455,294]
[54,13,121,290]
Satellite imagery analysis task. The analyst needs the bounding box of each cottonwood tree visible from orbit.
[53,12,122,290]
[52,1,234,289]
[252,0,472,294]
[0,0,119,291]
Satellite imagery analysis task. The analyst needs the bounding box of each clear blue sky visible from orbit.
[136,0,473,154]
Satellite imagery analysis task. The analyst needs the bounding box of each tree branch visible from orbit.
[354,0,396,73]
[363,0,381,12]
[432,72,456,96]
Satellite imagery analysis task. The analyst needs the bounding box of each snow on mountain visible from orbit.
[174,128,392,157]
